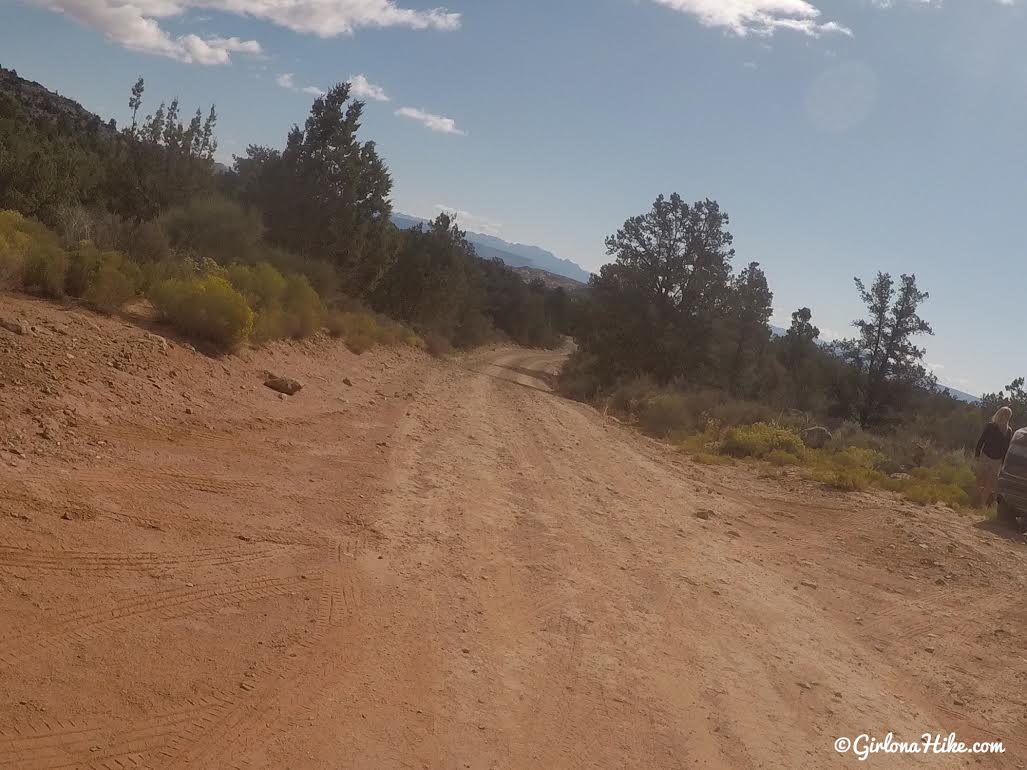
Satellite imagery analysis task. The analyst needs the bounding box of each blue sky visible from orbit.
[1,0,1025,396]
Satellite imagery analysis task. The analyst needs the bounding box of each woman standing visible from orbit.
[975,407,1014,506]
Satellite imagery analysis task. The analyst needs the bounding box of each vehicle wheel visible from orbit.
[997,498,1019,527]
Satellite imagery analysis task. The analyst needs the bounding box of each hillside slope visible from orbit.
[0,66,115,134]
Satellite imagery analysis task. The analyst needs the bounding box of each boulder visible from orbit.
[141,332,169,352]
[0,317,30,335]
[801,426,832,449]
[264,374,302,396]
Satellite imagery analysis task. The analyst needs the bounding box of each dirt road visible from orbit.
[2,300,1026,768]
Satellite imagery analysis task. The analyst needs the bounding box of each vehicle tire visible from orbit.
[997,498,1019,527]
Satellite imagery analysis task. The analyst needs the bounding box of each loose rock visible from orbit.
[264,375,303,396]
[0,317,30,336]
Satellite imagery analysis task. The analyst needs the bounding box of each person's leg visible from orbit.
[983,460,1000,507]
[976,462,991,506]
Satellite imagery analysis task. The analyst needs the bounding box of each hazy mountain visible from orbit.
[512,265,586,292]
[391,213,592,284]
[939,386,980,405]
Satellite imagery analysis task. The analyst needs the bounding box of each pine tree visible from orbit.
[839,272,934,426]
[236,83,393,296]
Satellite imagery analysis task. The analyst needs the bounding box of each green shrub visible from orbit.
[150,275,254,350]
[281,274,322,338]
[766,449,802,466]
[326,310,420,354]
[226,262,286,309]
[832,446,884,470]
[65,244,142,312]
[721,422,804,459]
[638,394,695,438]
[249,307,285,343]
[64,243,102,297]
[52,207,171,263]
[122,220,172,263]
[556,352,603,401]
[330,311,379,353]
[903,482,969,508]
[895,458,976,507]
[22,246,68,298]
[0,210,68,296]
[603,381,779,439]
[226,264,321,341]
[610,376,660,415]
[262,247,339,300]
[692,452,733,466]
[453,309,495,348]
[708,399,777,431]
[84,257,142,313]
[814,467,873,491]
[159,195,262,264]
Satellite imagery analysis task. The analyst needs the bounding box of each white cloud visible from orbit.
[277,72,325,96]
[432,204,501,236]
[649,0,851,37]
[348,74,389,102]
[650,0,1015,39]
[28,0,460,64]
[396,106,466,136]
[31,0,262,63]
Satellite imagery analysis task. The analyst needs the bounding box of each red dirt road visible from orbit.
[1,294,1026,768]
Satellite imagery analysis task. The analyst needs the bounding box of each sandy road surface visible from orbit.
[2,305,1027,768]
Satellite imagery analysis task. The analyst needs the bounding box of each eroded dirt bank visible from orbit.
[1,294,1025,768]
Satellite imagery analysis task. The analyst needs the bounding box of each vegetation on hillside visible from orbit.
[0,71,573,353]
[562,193,1022,508]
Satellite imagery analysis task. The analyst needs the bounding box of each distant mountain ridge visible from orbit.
[391,213,592,284]
[512,265,586,292]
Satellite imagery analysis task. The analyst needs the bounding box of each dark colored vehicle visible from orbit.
[997,428,1027,529]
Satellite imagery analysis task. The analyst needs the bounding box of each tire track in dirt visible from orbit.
[91,423,250,451]
[153,368,420,767]
[0,543,281,573]
[497,382,665,768]
[0,694,234,770]
[93,507,347,550]
[16,468,264,498]
[158,570,350,768]
[0,574,317,667]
